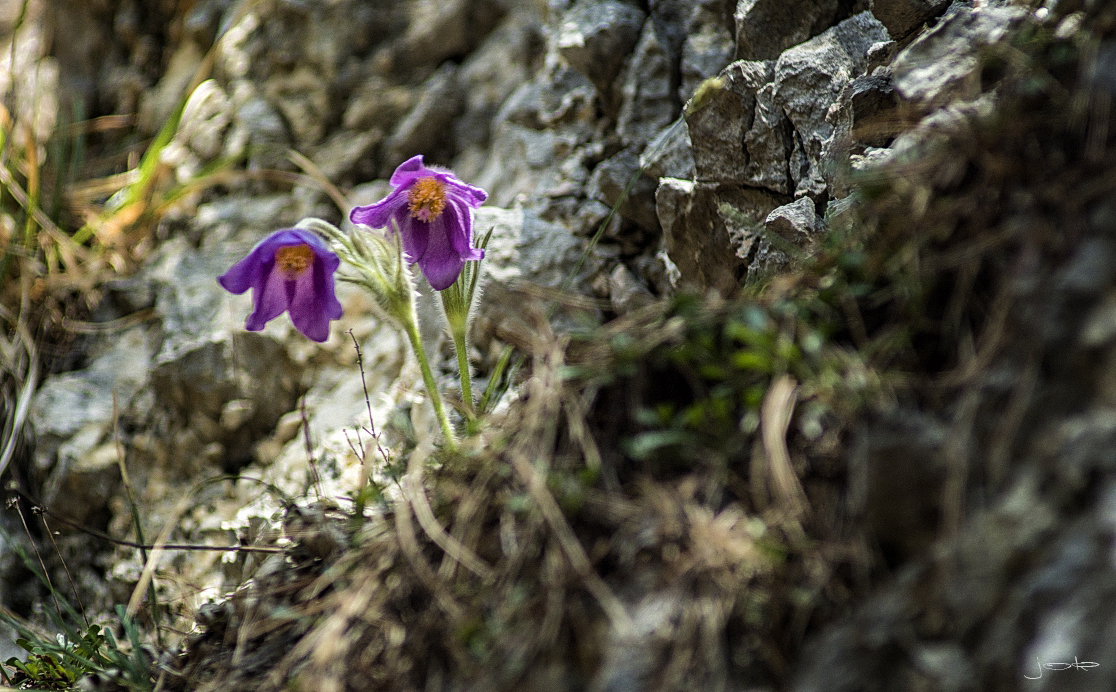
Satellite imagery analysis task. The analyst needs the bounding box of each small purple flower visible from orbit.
[349,155,487,291]
[218,229,343,343]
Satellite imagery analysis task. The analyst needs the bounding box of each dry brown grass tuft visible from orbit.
[156,289,876,692]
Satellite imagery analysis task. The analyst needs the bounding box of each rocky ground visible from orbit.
[3,0,1116,690]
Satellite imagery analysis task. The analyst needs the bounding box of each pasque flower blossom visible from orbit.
[218,228,343,342]
[349,155,487,290]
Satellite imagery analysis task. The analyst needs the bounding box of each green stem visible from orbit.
[451,327,476,422]
[403,317,457,451]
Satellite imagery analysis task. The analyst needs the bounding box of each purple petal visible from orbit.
[293,228,334,254]
[444,200,484,261]
[217,253,260,295]
[418,213,467,290]
[321,270,344,319]
[345,157,488,291]
[396,215,430,265]
[218,230,303,294]
[306,235,341,274]
[245,267,292,331]
[389,155,430,187]
[288,266,331,342]
[350,187,410,229]
[442,176,488,207]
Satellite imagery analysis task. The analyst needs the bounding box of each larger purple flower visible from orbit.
[218,229,343,342]
[349,155,487,290]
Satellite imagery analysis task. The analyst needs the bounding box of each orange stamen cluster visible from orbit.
[408,176,447,222]
[275,244,314,279]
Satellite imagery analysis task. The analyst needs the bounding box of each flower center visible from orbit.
[275,244,314,279]
[408,176,447,222]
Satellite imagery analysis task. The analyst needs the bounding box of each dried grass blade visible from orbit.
[401,450,494,581]
[760,374,807,518]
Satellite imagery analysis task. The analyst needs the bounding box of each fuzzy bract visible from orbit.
[218,228,343,342]
[349,155,487,290]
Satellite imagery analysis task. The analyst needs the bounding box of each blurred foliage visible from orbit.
[3,613,152,692]
[0,521,154,691]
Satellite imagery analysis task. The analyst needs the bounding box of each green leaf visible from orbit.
[623,430,691,460]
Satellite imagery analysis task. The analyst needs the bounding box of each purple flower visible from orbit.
[218,229,343,342]
[349,155,487,290]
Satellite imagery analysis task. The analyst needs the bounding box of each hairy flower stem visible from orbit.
[450,327,476,422]
[402,317,457,451]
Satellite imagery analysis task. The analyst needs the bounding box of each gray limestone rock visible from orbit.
[475,206,591,290]
[342,75,418,133]
[27,222,311,526]
[472,205,601,339]
[640,119,695,180]
[231,94,291,172]
[393,0,506,69]
[461,56,601,211]
[764,196,825,246]
[29,328,151,453]
[656,178,784,295]
[679,0,737,103]
[720,185,794,281]
[616,16,682,147]
[823,71,900,194]
[891,3,1027,113]
[148,237,304,465]
[467,108,594,210]
[608,263,656,313]
[490,66,598,133]
[557,1,647,108]
[745,80,794,194]
[870,0,951,40]
[312,129,382,182]
[657,178,733,294]
[874,94,995,182]
[839,73,900,147]
[589,146,661,235]
[685,59,774,185]
[29,326,155,519]
[265,65,331,145]
[382,63,463,172]
[453,12,544,154]
[636,241,682,295]
[734,0,844,62]
[866,39,898,74]
[772,11,889,196]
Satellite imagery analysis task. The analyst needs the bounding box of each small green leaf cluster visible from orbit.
[577,292,877,469]
[3,607,152,691]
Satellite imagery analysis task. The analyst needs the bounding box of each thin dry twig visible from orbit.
[507,323,634,635]
[9,499,64,622]
[125,490,199,619]
[37,512,89,626]
[6,499,283,553]
[562,390,603,473]
[349,330,391,472]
